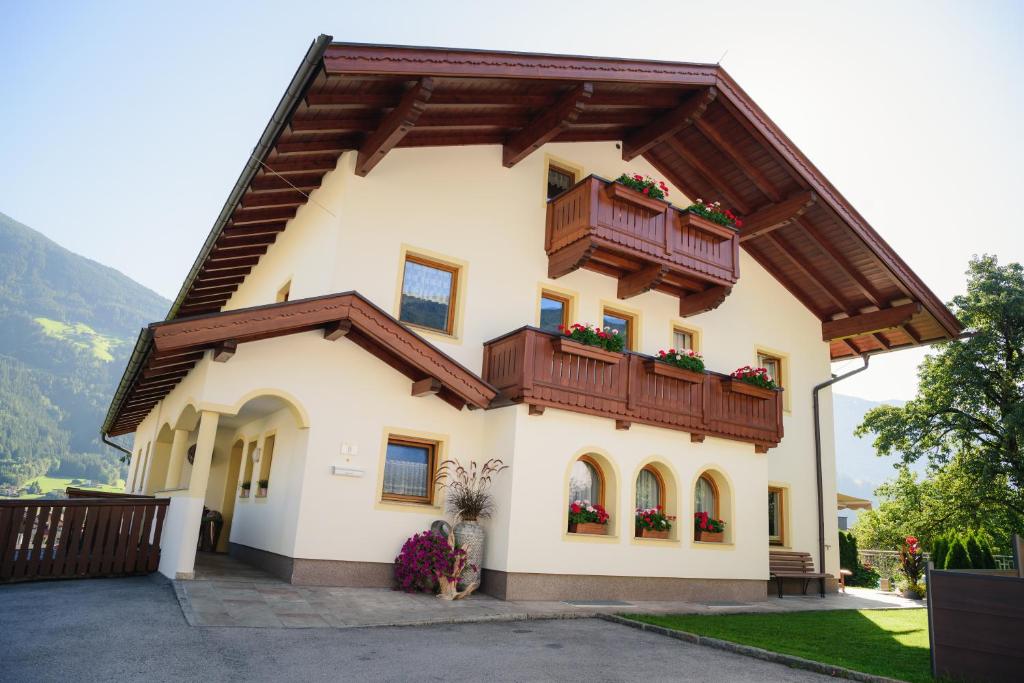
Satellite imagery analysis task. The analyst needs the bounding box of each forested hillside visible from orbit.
[0,211,168,491]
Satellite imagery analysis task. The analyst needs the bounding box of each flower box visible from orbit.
[644,359,703,383]
[695,530,723,543]
[605,181,669,213]
[637,527,670,540]
[569,522,608,536]
[679,210,739,242]
[725,379,777,400]
[553,337,623,364]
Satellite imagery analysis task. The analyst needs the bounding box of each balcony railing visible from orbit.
[546,175,740,315]
[483,328,783,452]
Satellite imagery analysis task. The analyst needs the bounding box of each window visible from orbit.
[539,291,570,332]
[382,437,437,504]
[138,443,151,493]
[256,435,276,497]
[547,164,576,200]
[399,255,458,335]
[569,455,603,506]
[757,352,782,388]
[694,474,718,516]
[635,467,662,509]
[672,326,696,352]
[768,487,785,545]
[276,280,291,303]
[239,441,256,496]
[602,308,635,350]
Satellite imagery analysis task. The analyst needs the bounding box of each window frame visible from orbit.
[671,324,700,353]
[768,486,786,546]
[570,454,606,507]
[276,280,291,303]
[539,289,571,332]
[399,253,460,336]
[239,441,257,497]
[255,433,276,498]
[635,465,665,510]
[756,351,783,388]
[601,306,637,351]
[546,163,578,200]
[381,435,438,505]
[695,473,720,518]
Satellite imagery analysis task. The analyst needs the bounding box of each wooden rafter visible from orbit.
[502,82,593,167]
[664,137,751,214]
[693,117,782,201]
[765,231,851,314]
[738,192,817,242]
[821,303,921,341]
[355,77,435,176]
[622,87,717,161]
[678,285,731,316]
[795,217,886,307]
[617,264,668,299]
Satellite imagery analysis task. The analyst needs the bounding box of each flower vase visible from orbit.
[453,520,484,589]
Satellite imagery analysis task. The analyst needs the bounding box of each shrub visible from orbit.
[839,532,880,587]
[394,531,467,594]
[930,535,949,569]
[964,535,984,569]
[944,538,971,569]
[979,537,997,569]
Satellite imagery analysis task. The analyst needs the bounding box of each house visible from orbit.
[103,37,961,601]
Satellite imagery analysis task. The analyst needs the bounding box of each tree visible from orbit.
[930,535,949,569]
[944,538,971,569]
[856,256,1024,544]
[964,536,983,568]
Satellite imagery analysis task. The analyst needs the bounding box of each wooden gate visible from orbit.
[0,497,169,583]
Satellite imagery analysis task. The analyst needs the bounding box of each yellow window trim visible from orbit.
[394,245,468,344]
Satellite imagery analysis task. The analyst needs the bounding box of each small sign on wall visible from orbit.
[331,465,364,478]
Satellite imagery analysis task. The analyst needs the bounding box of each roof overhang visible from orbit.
[165,39,961,362]
[104,292,497,436]
[837,493,873,511]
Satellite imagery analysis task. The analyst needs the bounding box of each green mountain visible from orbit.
[0,211,168,490]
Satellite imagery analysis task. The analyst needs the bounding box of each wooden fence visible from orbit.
[0,497,169,583]
[928,564,1024,682]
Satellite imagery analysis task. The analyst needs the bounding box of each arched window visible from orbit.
[569,455,603,505]
[635,467,662,509]
[695,474,718,516]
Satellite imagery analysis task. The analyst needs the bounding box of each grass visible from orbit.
[17,475,125,499]
[624,609,931,683]
[33,317,122,362]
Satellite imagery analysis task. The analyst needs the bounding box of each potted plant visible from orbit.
[898,536,925,599]
[680,199,742,241]
[554,322,625,363]
[635,506,673,539]
[394,530,468,597]
[607,173,671,211]
[257,479,269,497]
[872,553,900,592]
[239,481,251,498]
[646,348,705,383]
[694,511,725,542]
[568,500,610,535]
[433,458,508,591]
[726,365,780,399]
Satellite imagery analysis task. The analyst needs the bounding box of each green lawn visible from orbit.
[624,609,931,683]
[16,475,125,498]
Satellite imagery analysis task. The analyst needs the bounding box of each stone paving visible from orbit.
[175,553,923,629]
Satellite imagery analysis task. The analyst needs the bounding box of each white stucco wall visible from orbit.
[132,140,841,581]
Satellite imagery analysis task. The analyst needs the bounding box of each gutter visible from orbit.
[164,33,334,322]
[101,433,133,462]
[101,327,154,437]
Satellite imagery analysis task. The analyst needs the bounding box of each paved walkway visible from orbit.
[0,575,837,682]
[176,552,922,629]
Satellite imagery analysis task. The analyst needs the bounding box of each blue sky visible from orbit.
[2,1,1022,400]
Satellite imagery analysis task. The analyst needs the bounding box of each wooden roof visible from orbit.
[104,292,498,436]
[167,38,959,362]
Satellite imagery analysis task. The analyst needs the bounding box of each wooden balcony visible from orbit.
[483,328,783,453]
[546,175,740,315]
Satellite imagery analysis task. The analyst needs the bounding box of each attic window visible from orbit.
[276,280,291,303]
[547,165,576,200]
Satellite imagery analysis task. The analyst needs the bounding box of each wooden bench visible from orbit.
[769,550,827,598]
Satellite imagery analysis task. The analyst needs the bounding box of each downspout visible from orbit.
[812,354,871,581]
[102,433,133,463]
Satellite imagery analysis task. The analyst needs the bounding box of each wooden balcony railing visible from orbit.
[546,175,740,316]
[483,328,783,452]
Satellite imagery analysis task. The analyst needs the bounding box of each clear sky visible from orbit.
[2,1,1022,401]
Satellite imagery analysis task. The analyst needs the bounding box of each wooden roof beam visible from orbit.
[738,191,817,242]
[355,77,435,176]
[664,137,752,214]
[679,285,731,316]
[795,217,889,308]
[694,117,781,201]
[617,264,669,299]
[766,231,852,314]
[822,302,921,341]
[622,88,717,161]
[503,82,594,167]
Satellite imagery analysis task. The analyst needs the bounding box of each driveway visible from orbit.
[0,576,835,682]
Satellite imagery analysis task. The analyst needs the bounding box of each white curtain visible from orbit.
[695,476,716,514]
[383,460,428,497]
[569,460,600,504]
[636,469,660,509]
